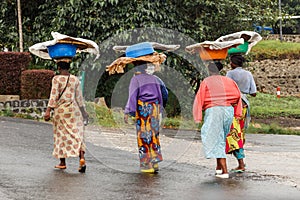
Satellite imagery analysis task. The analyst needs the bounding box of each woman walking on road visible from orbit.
[124,43,165,173]
[124,62,164,173]
[44,59,89,173]
[107,42,167,173]
[225,54,257,172]
[193,61,242,178]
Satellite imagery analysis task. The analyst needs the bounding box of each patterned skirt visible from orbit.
[225,106,247,154]
[135,100,163,168]
[52,102,85,159]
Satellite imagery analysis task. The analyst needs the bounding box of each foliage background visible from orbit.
[0,0,299,117]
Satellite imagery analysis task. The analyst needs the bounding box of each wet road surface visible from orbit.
[0,117,300,200]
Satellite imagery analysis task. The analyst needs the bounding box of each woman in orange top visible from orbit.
[193,61,242,178]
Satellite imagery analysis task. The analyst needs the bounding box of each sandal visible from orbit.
[140,168,155,173]
[153,163,159,173]
[55,165,66,169]
[230,169,245,173]
[78,159,86,173]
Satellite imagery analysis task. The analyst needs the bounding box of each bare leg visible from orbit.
[147,162,153,169]
[215,159,223,175]
[140,162,155,173]
[78,150,86,173]
[216,159,222,170]
[217,158,228,174]
[215,158,229,178]
[236,158,245,170]
[60,158,66,166]
[233,149,246,171]
[79,150,85,160]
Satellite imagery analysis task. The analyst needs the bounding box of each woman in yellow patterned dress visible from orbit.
[44,59,88,173]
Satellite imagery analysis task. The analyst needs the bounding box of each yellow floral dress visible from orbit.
[48,74,86,158]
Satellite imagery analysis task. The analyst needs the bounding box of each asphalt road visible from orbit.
[0,116,300,200]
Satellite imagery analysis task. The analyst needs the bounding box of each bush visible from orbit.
[0,52,31,95]
[20,69,54,99]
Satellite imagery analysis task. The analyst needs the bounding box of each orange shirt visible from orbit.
[193,75,243,123]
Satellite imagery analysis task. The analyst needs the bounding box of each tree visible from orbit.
[1,0,278,52]
[17,0,23,52]
[0,0,278,116]
[0,0,18,51]
[282,0,300,15]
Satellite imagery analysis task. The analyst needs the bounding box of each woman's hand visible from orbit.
[79,107,89,124]
[124,114,129,124]
[82,111,89,120]
[80,110,89,126]
[235,117,243,121]
[44,107,51,121]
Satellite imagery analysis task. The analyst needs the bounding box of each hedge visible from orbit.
[21,69,54,99]
[0,52,31,95]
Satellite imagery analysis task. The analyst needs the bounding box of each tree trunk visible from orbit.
[17,0,23,52]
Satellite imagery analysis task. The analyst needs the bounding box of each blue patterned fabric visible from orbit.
[136,100,162,167]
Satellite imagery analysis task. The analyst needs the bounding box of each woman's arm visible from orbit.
[44,76,59,121]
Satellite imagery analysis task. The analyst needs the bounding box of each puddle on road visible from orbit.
[188,171,299,200]
[115,169,300,200]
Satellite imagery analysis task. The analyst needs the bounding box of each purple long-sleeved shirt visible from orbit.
[124,73,163,114]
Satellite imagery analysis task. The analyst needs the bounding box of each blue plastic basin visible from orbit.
[47,43,77,59]
[125,42,154,58]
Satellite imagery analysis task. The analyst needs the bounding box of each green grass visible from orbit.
[88,92,300,135]
[248,92,300,135]
[1,96,299,135]
[250,40,300,60]
[0,109,15,117]
[87,103,199,130]
[248,123,300,135]
[250,92,300,118]
[85,102,118,127]
[0,109,39,120]
[163,117,199,130]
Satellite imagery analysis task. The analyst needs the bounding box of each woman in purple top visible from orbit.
[124,63,163,115]
[124,62,163,173]
[121,42,166,173]
[106,41,168,173]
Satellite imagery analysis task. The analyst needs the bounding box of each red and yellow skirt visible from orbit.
[225,107,247,154]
